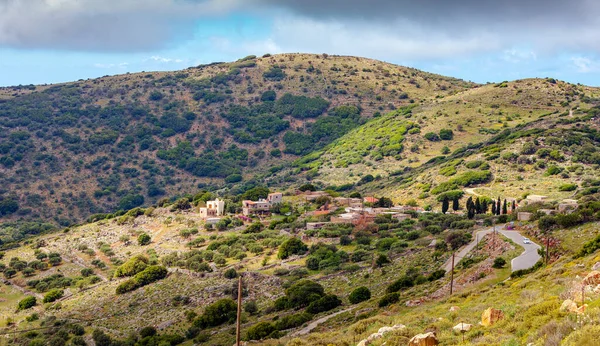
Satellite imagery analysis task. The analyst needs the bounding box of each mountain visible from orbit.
[0,53,474,228]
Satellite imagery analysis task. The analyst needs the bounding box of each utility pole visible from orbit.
[545,236,550,265]
[236,276,243,346]
[450,253,455,295]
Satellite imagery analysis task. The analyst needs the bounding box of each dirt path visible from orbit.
[2,280,43,299]
[290,308,353,337]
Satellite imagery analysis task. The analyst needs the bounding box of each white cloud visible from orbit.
[148,56,184,63]
[571,56,600,73]
[502,49,537,63]
[93,62,129,69]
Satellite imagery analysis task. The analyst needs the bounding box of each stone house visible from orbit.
[199,198,225,218]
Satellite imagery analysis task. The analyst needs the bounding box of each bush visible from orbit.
[17,296,37,310]
[378,293,400,307]
[43,289,64,303]
[575,234,600,258]
[138,233,151,246]
[224,268,238,279]
[116,265,168,294]
[439,129,454,140]
[349,286,371,304]
[306,294,341,314]
[246,322,277,341]
[427,269,446,281]
[285,280,325,308]
[278,238,308,259]
[424,132,440,141]
[114,255,148,277]
[193,299,237,328]
[559,183,577,191]
[244,300,258,315]
[139,326,157,338]
[376,254,390,267]
[493,257,507,269]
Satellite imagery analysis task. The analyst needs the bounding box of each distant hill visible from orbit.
[0,53,474,227]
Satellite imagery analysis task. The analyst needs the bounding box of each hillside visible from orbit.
[2,186,600,345]
[0,53,474,229]
[282,78,600,209]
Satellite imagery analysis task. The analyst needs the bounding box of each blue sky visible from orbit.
[1,0,600,87]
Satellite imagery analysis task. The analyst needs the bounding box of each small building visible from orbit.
[517,212,533,221]
[242,199,270,216]
[527,195,548,202]
[199,198,225,218]
[364,196,379,204]
[267,192,283,205]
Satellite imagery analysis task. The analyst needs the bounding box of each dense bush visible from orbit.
[378,292,400,307]
[306,294,341,314]
[424,132,440,141]
[278,238,308,259]
[116,265,167,294]
[492,257,507,269]
[246,322,278,341]
[193,298,237,328]
[274,312,312,330]
[17,296,37,310]
[574,234,600,258]
[348,286,371,304]
[43,289,64,303]
[138,233,151,246]
[285,280,325,308]
[439,129,454,140]
[114,255,148,277]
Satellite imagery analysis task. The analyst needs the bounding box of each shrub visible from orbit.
[349,287,371,304]
[538,216,557,231]
[244,300,258,315]
[545,165,562,176]
[559,183,577,191]
[116,265,168,294]
[306,294,341,314]
[114,255,148,277]
[274,312,312,330]
[17,296,37,310]
[278,238,308,259]
[285,280,325,308]
[424,132,440,141]
[246,322,277,341]
[439,129,454,140]
[574,234,600,258]
[43,289,64,303]
[224,268,238,279]
[138,233,151,246]
[139,326,157,338]
[376,254,391,267]
[193,299,237,328]
[378,293,400,307]
[492,257,507,269]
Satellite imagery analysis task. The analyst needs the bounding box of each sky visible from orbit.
[1,0,600,87]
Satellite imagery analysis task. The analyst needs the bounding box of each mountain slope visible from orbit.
[0,54,474,227]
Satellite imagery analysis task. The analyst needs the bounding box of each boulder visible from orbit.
[582,271,600,285]
[408,332,438,346]
[449,306,460,312]
[481,307,504,327]
[560,299,578,313]
[452,323,473,333]
[592,262,600,271]
[357,325,406,346]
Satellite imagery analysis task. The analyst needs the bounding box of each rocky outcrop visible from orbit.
[356,324,406,346]
[408,332,438,346]
[560,299,578,313]
[582,271,600,286]
[481,307,504,327]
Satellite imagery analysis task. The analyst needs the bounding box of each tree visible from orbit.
[306,294,341,314]
[475,198,482,214]
[492,257,507,269]
[491,202,496,215]
[244,300,259,315]
[278,238,308,259]
[502,199,508,215]
[138,233,151,246]
[452,198,459,211]
[242,186,269,201]
[446,231,471,250]
[349,286,371,304]
[441,198,449,214]
[511,201,516,212]
[17,296,36,310]
[223,268,238,279]
[43,289,64,303]
[193,299,237,328]
[285,280,325,308]
[375,197,394,208]
[376,254,390,267]
[439,129,454,140]
[496,197,501,216]
[139,326,157,338]
[246,322,277,341]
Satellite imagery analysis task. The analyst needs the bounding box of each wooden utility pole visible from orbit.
[236,276,243,346]
[450,253,455,295]
[545,236,550,265]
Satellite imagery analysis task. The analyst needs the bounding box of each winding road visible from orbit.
[443,225,541,272]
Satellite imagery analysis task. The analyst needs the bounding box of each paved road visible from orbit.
[290,308,352,337]
[443,226,541,272]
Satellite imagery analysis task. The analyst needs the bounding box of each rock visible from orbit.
[408,332,438,346]
[377,324,405,334]
[594,285,600,294]
[357,325,407,346]
[449,306,460,312]
[452,323,473,333]
[592,262,600,271]
[576,304,588,315]
[560,299,578,313]
[481,308,504,327]
[582,271,600,286]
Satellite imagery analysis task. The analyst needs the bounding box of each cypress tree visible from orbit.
[512,200,516,212]
[475,198,482,214]
[452,198,459,211]
[442,198,449,214]
[491,202,496,215]
[496,197,501,216]
[502,199,508,215]
[482,199,489,214]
